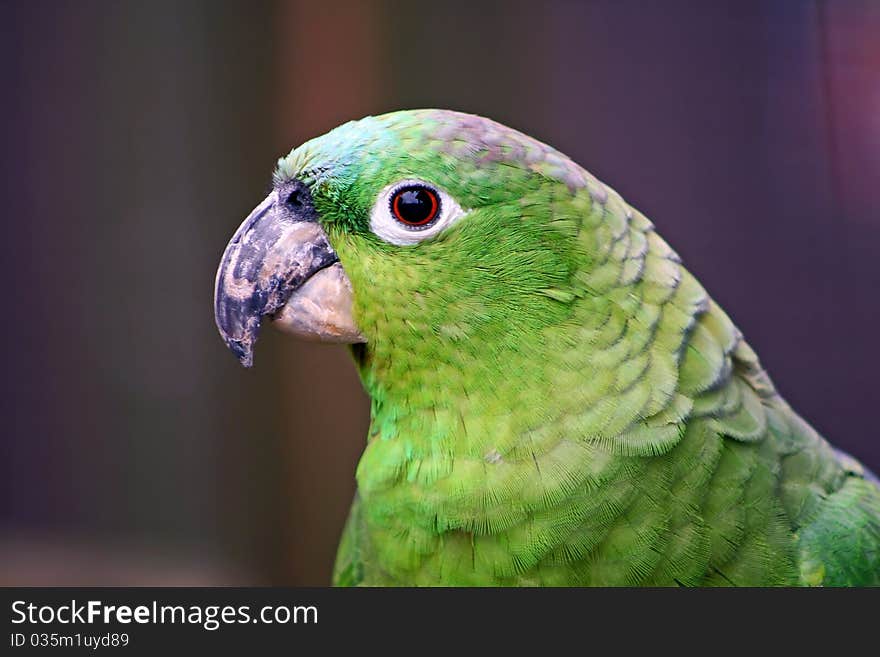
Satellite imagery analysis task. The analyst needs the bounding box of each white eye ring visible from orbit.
[369,179,468,246]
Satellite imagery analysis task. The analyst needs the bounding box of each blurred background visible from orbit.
[1,0,878,585]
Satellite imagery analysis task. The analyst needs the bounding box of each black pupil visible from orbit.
[396,188,435,224]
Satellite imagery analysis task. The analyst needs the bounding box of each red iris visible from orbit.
[390,185,440,227]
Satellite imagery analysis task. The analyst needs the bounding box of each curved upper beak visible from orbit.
[214,185,365,367]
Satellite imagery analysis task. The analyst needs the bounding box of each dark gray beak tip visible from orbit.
[227,338,254,368]
[214,258,261,368]
[214,305,257,368]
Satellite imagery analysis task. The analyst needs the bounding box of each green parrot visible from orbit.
[214,109,880,586]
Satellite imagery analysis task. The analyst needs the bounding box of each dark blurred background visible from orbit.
[1,0,878,584]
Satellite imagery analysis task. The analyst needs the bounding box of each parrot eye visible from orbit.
[390,185,440,227]
[370,179,467,246]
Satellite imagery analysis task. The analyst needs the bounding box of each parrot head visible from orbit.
[214,109,601,377]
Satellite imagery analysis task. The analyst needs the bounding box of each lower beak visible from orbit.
[213,190,364,367]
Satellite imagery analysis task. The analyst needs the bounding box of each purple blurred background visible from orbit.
[1,0,878,585]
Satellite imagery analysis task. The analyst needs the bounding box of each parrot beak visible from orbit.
[214,184,365,367]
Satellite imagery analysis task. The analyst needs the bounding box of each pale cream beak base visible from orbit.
[272,262,366,344]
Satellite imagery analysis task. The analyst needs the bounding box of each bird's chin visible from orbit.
[270,262,365,344]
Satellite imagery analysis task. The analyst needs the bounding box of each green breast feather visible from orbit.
[218,109,880,586]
